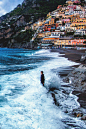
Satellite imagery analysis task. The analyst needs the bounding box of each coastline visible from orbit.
[50,48,86,65]
[50,48,86,119]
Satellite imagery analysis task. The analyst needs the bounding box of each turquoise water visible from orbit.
[0,48,86,129]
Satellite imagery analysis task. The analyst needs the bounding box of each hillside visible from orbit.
[0,0,67,48]
[0,0,85,49]
[0,0,66,22]
[10,0,66,22]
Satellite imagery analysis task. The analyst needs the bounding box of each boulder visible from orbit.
[81,115,86,120]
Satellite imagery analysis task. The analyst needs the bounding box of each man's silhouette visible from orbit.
[40,71,45,86]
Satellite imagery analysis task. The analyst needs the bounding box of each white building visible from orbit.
[50,32,60,38]
[74,29,86,36]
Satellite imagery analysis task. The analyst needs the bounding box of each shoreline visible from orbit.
[50,48,86,65]
[50,48,86,119]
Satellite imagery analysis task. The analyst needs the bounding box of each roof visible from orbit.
[62,19,70,21]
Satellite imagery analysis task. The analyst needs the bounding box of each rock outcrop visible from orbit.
[63,65,86,92]
[63,65,86,121]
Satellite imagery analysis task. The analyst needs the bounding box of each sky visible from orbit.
[0,0,86,17]
[0,0,24,17]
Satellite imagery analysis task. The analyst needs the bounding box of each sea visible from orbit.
[0,48,86,129]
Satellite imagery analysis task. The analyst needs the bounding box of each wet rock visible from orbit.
[72,113,83,117]
[63,65,86,92]
[51,93,59,106]
[80,55,86,62]
[72,109,83,117]
[81,115,86,120]
[72,112,77,116]
[64,109,68,113]
[63,77,69,83]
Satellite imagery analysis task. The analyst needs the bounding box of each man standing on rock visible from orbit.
[40,71,45,86]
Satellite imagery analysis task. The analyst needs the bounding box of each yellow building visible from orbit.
[38,32,51,38]
[62,15,73,19]
[73,18,86,23]
[66,1,73,6]
[70,22,86,30]
[54,39,69,46]
[38,33,45,38]
[70,14,80,23]
[49,18,55,25]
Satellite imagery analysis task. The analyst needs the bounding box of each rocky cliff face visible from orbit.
[0,0,66,48]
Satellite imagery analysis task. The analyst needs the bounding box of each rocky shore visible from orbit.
[50,48,86,64]
[51,48,86,120]
[63,65,86,92]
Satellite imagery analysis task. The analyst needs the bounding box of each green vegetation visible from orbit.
[10,8,22,17]
[0,0,67,48]
[9,0,66,22]
[13,29,34,43]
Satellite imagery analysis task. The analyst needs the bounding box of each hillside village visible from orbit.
[0,0,86,49]
[31,0,86,49]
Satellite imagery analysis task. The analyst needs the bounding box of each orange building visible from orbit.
[43,37,59,41]
[54,39,86,46]
[49,18,55,25]
[68,39,86,45]
[57,5,62,9]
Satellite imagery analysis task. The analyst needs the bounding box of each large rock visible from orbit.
[63,65,86,92]
[81,115,86,120]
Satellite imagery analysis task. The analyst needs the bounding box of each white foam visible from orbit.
[0,49,85,129]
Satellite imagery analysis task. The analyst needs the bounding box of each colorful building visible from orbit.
[69,39,86,46]
[66,1,73,6]
[49,18,55,25]
[54,39,86,47]
[70,22,86,30]
[70,14,80,23]
[62,19,70,23]
[73,18,86,23]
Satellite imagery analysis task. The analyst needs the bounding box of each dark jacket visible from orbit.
[41,74,45,84]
